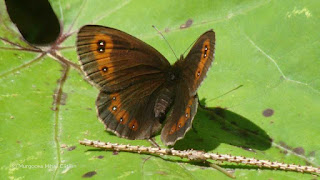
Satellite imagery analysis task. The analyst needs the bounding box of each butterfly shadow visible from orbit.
[173,99,272,152]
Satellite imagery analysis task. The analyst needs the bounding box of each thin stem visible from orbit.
[79,139,320,175]
[206,161,236,179]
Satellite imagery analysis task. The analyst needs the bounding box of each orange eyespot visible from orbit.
[176,98,194,130]
[101,66,108,72]
[118,110,129,124]
[201,40,210,61]
[90,34,114,77]
[169,124,176,135]
[97,40,106,53]
[128,120,139,131]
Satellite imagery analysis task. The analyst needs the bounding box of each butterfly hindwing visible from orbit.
[96,78,166,139]
[161,82,198,146]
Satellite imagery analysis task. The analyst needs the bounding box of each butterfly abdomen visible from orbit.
[154,86,175,118]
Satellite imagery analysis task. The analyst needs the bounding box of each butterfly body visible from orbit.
[77,25,215,145]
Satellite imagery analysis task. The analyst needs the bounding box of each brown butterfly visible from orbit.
[76,25,215,146]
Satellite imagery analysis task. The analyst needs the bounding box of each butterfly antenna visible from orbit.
[206,85,244,103]
[183,39,197,56]
[152,25,178,59]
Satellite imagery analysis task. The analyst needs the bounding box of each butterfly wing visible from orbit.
[76,25,171,139]
[77,25,170,92]
[96,78,165,139]
[180,30,216,95]
[161,82,198,146]
[161,30,215,145]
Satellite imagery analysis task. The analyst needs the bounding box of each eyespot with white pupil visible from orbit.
[185,113,188,118]
[102,67,108,72]
[112,106,117,111]
[178,124,181,128]
[97,40,106,53]
[120,118,123,122]
[112,96,116,100]
[197,71,200,76]
[132,125,135,129]
[203,45,208,58]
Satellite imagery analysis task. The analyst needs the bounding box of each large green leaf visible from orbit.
[0,0,319,179]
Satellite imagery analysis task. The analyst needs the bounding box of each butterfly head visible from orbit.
[166,65,182,84]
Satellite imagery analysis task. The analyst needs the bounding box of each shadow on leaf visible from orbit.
[173,99,272,151]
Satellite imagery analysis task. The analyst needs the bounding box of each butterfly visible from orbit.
[76,25,215,146]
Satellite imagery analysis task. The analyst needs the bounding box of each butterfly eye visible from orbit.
[168,72,176,81]
[97,40,106,53]
[170,74,175,80]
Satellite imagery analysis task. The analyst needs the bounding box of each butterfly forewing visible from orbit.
[76,25,170,92]
[182,30,215,95]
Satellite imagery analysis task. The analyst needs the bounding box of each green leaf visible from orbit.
[1,0,319,179]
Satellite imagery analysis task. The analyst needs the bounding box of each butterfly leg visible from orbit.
[198,98,209,110]
[148,138,161,148]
